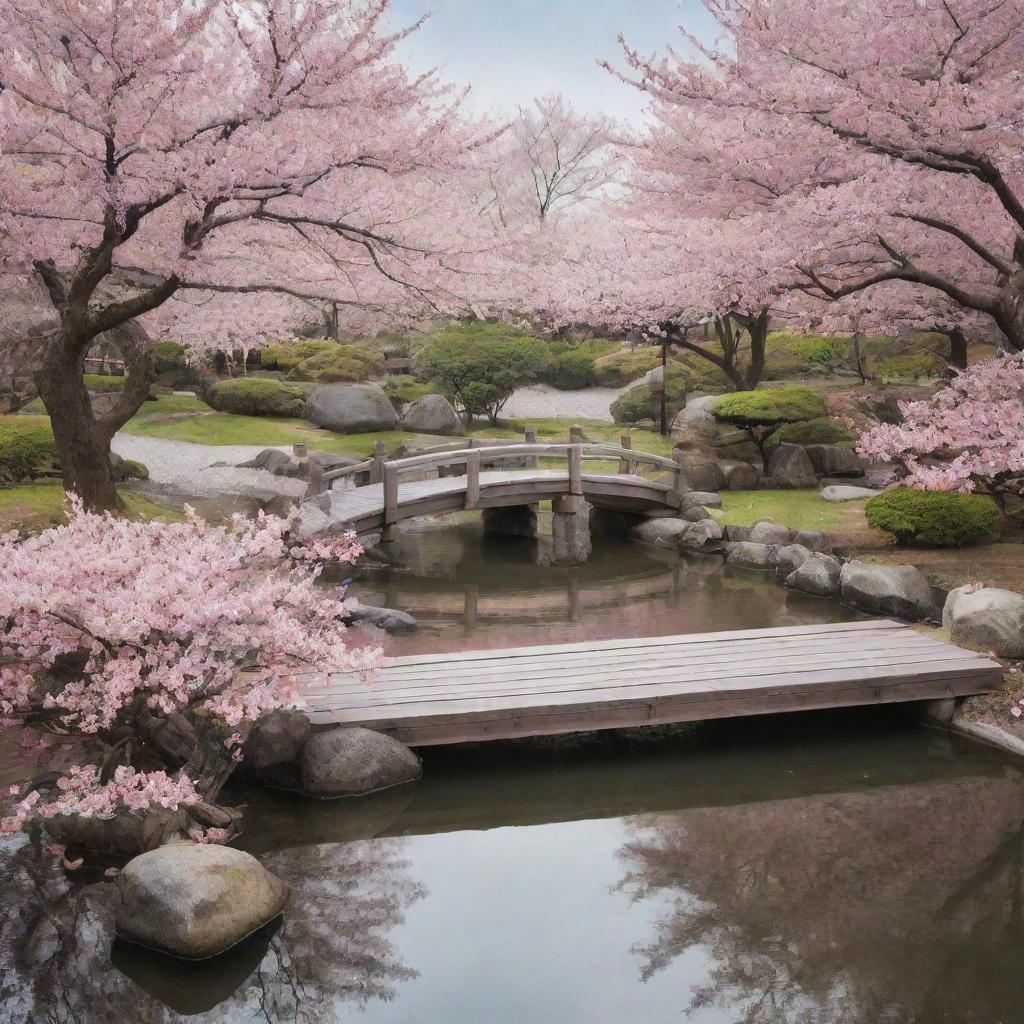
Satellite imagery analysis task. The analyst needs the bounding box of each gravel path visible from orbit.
[502,384,629,423]
[112,434,306,499]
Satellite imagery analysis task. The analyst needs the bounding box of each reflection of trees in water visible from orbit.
[0,835,423,1023]
[617,776,1024,1023]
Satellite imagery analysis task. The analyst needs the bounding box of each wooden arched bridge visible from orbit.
[307,431,687,540]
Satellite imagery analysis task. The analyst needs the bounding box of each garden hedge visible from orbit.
[0,415,60,481]
[865,488,1001,546]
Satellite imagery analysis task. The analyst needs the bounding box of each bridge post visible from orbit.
[670,448,688,508]
[568,444,583,495]
[552,495,592,565]
[369,441,388,485]
[618,433,633,475]
[381,462,399,544]
[465,450,480,509]
[569,424,584,445]
[524,428,538,469]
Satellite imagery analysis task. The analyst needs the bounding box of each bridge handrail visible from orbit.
[385,442,677,475]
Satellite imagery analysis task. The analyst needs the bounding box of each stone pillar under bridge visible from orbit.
[551,495,592,566]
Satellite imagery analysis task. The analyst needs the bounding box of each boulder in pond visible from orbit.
[347,605,418,634]
[399,394,463,436]
[839,561,937,621]
[630,517,691,547]
[725,541,776,570]
[680,519,723,551]
[767,443,817,489]
[241,709,311,790]
[749,521,791,545]
[301,726,422,797]
[115,843,289,960]
[304,383,397,433]
[682,504,711,523]
[943,586,1024,658]
[785,553,842,597]
[772,543,812,576]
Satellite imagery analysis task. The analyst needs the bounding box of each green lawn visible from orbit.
[0,483,186,533]
[719,488,884,540]
[121,395,675,460]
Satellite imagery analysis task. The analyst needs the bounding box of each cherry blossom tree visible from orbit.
[858,353,1024,503]
[0,502,377,845]
[0,0,497,510]
[610,0,1024,358]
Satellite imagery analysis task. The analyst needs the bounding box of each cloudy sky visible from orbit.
[388,0,718,122]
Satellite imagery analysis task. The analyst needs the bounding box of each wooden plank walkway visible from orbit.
[309,620,1003,745]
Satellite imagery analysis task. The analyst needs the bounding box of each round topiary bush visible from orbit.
[545,351,597,390]
[0,415,60,481]
[206,378,307,417]
[765,416,854,452]
[865,488,1002,546]
[286,345,385,383]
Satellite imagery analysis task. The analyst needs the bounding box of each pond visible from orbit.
[337,512,865,656]
[3,513,1022,1023]
[4,718,1024,1023]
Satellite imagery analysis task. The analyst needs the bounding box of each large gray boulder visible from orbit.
[749,521,791,545]
[242,709,311,790]
[722,461,760,490]
[839,561,937,621]
[804,444,865,478]
[676,452,726,492]
[793,529,832,554]
[675,394,720,425]
[304,383,398,433]
[943,586,1024,658]
[301,726,422,797]
[785,553,842,597]
[116,844,289,959]
[682,504,712,523]
[630,517,692,547]
[772,543,813,576]
[767,443,817,489]
[399,393,463,436]
[726,541,776,569]
[683,490,722,510]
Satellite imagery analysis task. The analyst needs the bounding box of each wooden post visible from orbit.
[671,447,687,507]
[464,584,479,634]
[383,463,399,526]
[292,442,308,459]
[569,444,583,495]
[618,433,633,475]
[524,427,537,469]
[305,459,326,498]
[465,450,480,509]
[370,441,387,484]
[569,424,584,445]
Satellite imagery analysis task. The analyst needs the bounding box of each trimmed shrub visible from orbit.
[865,488,1002,547]
[0,415,60,481]
[153,341,188,375]
[417,323,549,425]
[874,352,947,380]
[765,417,855,452]
[287,345,385,383]
[380,376,441,404]
[544,351,597,390]
[259,340,335,373]
[714,386,828,470]
[114,458,150,482]
[611,376,689,425]
[206,378,307,418]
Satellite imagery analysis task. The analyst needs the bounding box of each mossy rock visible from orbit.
[865,488,1002,547]
[207,378,307,417]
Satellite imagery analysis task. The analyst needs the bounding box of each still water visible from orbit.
[3,515,1023,1024]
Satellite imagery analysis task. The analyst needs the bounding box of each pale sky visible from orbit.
[388,0,718,123]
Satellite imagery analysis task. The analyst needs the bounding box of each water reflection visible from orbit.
[5,717,1024,1023]
[337,513,864,655]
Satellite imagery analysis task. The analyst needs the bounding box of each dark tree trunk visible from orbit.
[947,327,968,370]
[739,309,769,390]
[35,320,156,513]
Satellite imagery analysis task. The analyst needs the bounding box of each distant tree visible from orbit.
[714,386,827,471]
[417,324,549,425]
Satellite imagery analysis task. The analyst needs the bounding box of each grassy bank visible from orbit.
[0,483,186,533]
[718,488,886,543]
